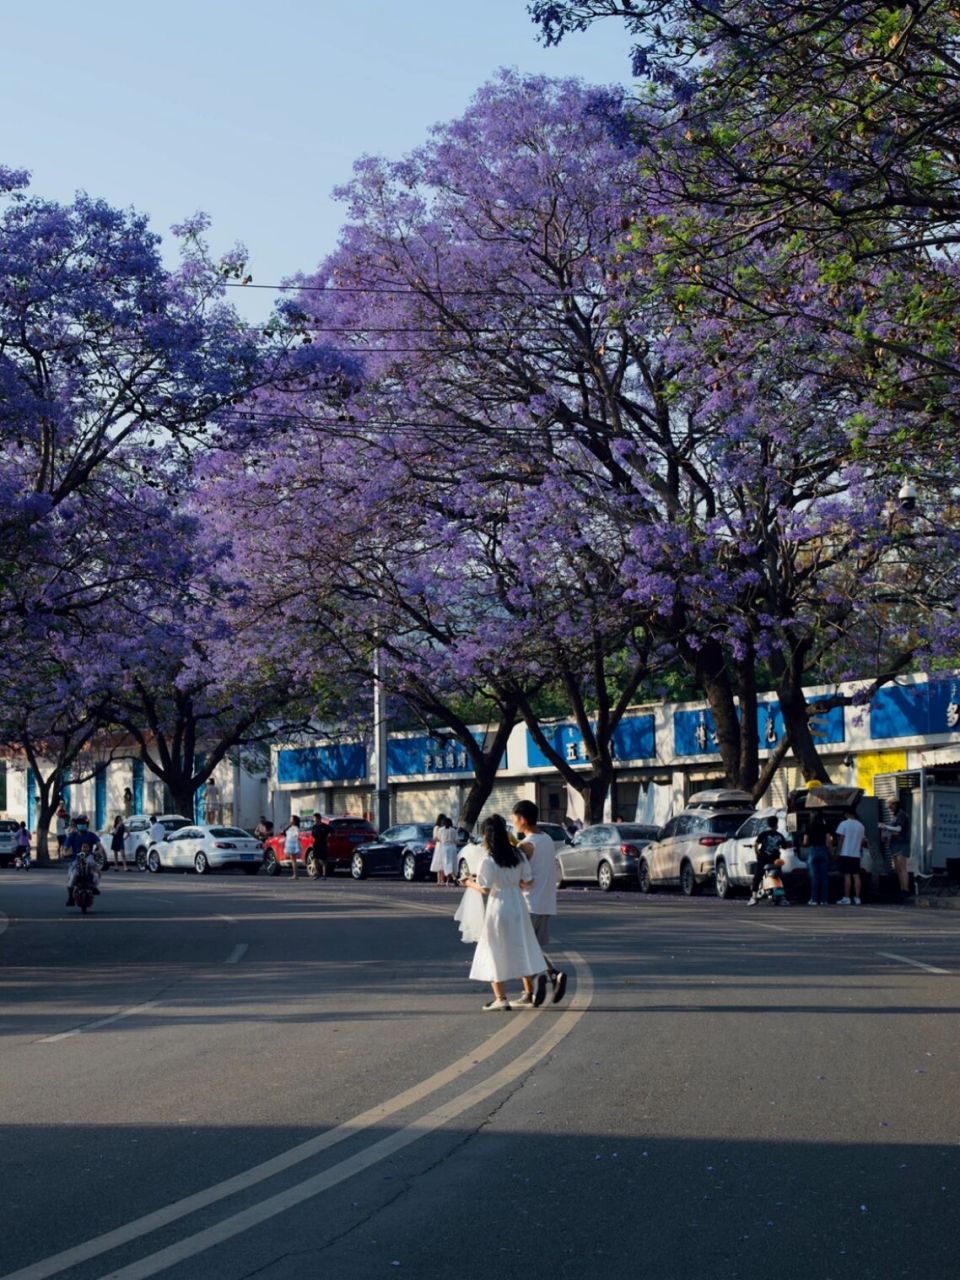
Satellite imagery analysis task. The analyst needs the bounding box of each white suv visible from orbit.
[713,807,805,899]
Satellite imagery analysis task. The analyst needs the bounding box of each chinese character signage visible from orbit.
[387,732,494,778]
[525,714,655,770]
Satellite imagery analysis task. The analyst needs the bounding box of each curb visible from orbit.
[914,895,960,910]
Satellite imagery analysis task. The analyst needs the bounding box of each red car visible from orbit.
[262,816,377,877]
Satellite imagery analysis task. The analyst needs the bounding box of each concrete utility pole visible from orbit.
[371,646,390,832]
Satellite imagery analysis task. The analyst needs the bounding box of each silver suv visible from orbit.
[638,790,755,896]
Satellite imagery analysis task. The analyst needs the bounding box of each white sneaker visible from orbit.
[853,897,862,905]
[483,997,511,1012]
[837,896,851,906]
[747,895,757,905]
[807,899,816,906]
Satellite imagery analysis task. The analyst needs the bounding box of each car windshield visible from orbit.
[209,827,250,838]
[0,820,18,832]
[162,819,188,832]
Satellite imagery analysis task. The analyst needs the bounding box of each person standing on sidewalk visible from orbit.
[881,798,911,903]
[284,815,302,880]
[803,810,831,906]
[831,805,868,905]
[55,803,69,857]
[309,813,329,878]
[110,814,129,871]
[512,799,567,1006]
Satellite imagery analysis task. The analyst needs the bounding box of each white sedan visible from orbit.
[145,824,263,875]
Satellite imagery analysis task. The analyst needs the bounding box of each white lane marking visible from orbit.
[95,953,592,1280]
[218,914,238,925]
[2,957,579,1280]
[225,944,248,965]
[876,951,950,975]
[38,1001,162,1044]
[0,911,9,938]
[746,920,789,933]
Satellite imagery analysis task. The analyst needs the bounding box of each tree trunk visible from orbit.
[516,696,615,824]
[33,779,56,866]
[777,679,831,784]
[581,767,614,825]
[681,639,747,788]
[457,713,516,829]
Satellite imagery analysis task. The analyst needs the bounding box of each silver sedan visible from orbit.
[145,824,263,875]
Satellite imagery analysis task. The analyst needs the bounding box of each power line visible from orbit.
[223,280,608,300]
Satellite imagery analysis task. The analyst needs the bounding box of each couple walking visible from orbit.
[458,800,567,1012]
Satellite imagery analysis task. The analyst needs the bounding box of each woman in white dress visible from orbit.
[438,818,459,882]
[430,813,450,886]
[462,815,546,1011]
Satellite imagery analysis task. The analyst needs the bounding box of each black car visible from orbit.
[349,823,437,881]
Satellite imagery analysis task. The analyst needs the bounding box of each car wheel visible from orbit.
[351,852,367,880]
[305,852,320,879]
[146,849,162,874]
[263,851,279,876]
[680,860,698,896]
[597,860,615,892]
[637,858,653,894]
[135,847,148,871]
[194,851,209,875]
[457,856,470,881]
[402,852,418,882]
[715,858,732,900]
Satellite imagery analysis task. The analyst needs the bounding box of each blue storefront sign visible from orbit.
[674,707,721,757]
[387,733,487,778]
[676,697,845,758]
[870,679,960,740]
[525,714,655,770]
[277,742,367,786]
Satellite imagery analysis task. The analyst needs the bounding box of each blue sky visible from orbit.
[4,1,630,321]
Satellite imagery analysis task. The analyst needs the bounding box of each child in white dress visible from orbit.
[462,815,546,1011]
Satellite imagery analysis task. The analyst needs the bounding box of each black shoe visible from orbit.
[532,973,547,1008]
[551,971,568,1004]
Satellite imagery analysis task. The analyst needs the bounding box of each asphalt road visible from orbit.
[1,869,958,1280]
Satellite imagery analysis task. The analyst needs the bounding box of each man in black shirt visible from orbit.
[309,814,330,879]
[803,810,831,906]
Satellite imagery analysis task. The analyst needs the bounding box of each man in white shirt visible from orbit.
[148,815,167,848]
[830,805,868,905]
[512,800,567,1007]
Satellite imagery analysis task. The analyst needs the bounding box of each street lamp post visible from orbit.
[371,645,390,833]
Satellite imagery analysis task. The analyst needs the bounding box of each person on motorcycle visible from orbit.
[63,815,103,864]
[66,838,100,906]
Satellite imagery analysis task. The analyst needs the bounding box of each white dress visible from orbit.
[468,854,546,983]
[438,827,458,876]
[429,825,448,873]
[453,886,485,943]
